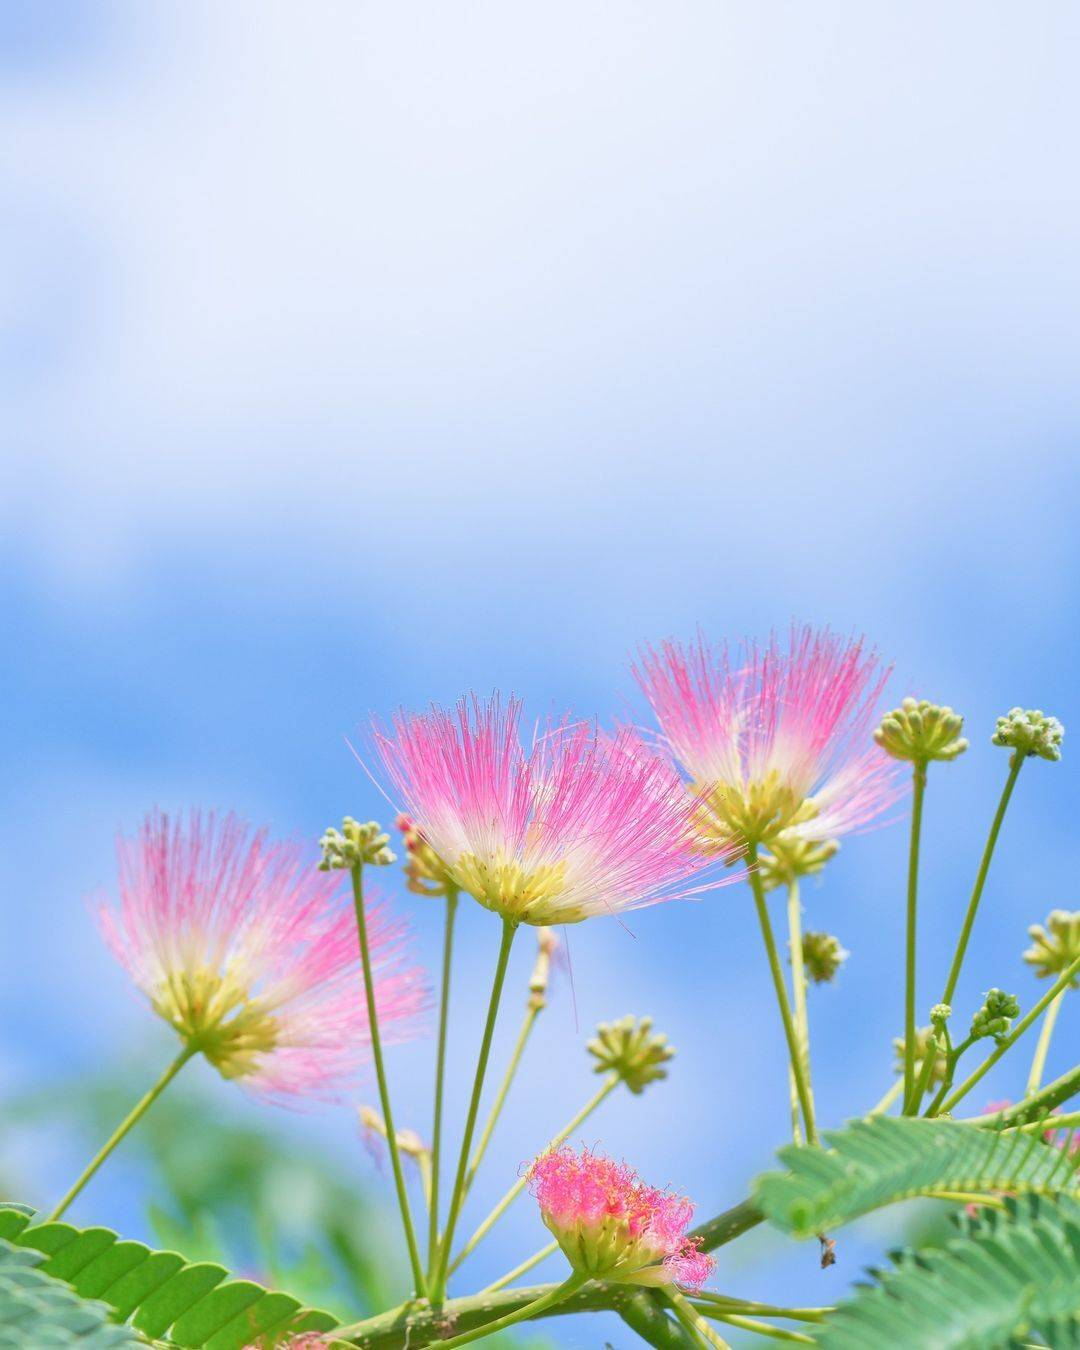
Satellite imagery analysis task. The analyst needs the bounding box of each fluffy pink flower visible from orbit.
[528,1146,714,1288]
[373,695,737,926]
[634,626,904,854]
[98,811,427,1104]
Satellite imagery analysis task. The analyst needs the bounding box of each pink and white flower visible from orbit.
[528,1145,714,1288]
[373,695,736,926]
[634,626,904,855]
[98,811,427,1103]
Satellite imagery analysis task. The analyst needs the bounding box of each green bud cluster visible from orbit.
[318,817,397,870]
[930,1003,952,1026]
[800,931,849,984]
[970,988,1020,1042]
[991,707,1064,763]
[893,1026,947,1086]
[759,836,840,891]
[587,1015,673,1095]
[1024,909,1080,986]
[874,698,968,764]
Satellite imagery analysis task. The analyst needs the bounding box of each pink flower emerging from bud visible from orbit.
[374,695,737,926]
[634,626,904,854]
[528,1146,714,1288]
[98,811,427,1104]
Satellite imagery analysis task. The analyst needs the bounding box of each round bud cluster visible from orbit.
[874,698,968,764]
[970,988,1020,1042]
[893,1026,948,1086]
[587,1015,674,1095]
[1024,910,1080,986]
[318,817,397,870]
[759,837,840,891]
[992,708,1064,763]
[801,931,849,984]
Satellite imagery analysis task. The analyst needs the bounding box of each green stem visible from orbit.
[933,951,1080,1116]
[692,1307,814,1344]
[464,1000,541,1195]
[908,1024,947,1116]
[786,878,814,1144]
[1026,989,1065,1096]
[430,917,517,1300]
[692,1293,830,1324]
[902,762,927,1112]
[351,864,426,1297]
[427,888,458,1274]
[482,1240,558,1293]
[867,1077,905,1116]
[972,1061,1080,1126]
[939,755,1024,1008]
[747,847,817,1144]
[665,1288,732,1349]
[449,1073,619,1274]
[423,1273,586,1349]
[48,1046,194,1221]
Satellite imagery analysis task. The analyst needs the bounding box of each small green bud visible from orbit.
[759,836,840,891]
[318,817,397,870]
[874,698,968,764]
[587,1015,673,1094]
[893,1026,947,1086]
[991,708,1064,763]
[800,931,849,984]
[970,988,1020,1042]
[930,1003,952,1026]
[1024,909,1080,986]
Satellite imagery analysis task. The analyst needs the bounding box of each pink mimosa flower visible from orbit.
[528,1146,714,1288]
[373,695,737,926]
[634,626,904,855]
[98,811,427,1104]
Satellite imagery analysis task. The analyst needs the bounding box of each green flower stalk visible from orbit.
[875,697,967,1111]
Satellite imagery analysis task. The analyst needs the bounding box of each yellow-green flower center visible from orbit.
[453,853,571,924]
[152,965,278,1079]
[694,773,817,854]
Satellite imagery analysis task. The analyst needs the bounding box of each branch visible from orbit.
[343,1198,763,1347]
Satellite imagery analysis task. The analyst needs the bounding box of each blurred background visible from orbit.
[3,2,1079,1343]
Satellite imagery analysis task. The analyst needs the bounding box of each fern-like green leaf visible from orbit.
[754,1116,1079,1238]
[0,1203,339,1348]
[816,1192,1080,1348]
[0,1236,143,1347]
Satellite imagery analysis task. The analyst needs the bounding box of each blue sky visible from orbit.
[3,2,1079,1341]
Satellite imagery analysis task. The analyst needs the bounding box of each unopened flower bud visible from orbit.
[359,1106,429,1162]
[1024,910,1080,986]
[971,988,1020,1042]
[759,837,840,891]
[930,1003,952,1026]
[394,814,454,895]
[588,1015,673,1095]
[874,698,968,764]
[893,1026,947,1086]
[528,928,558,1010]
[319,817,396,870]
[991,708,1064,764]
[800,931,849,984]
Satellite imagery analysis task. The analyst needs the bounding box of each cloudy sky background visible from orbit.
[3,2,1079,1340]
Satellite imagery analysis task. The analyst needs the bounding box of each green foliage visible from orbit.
[0,1229,143,1348]
[3,1071,396,1319]
[754,1115,1079,1238]
[0,1203,337,1349]
[816,1193,1080,1348]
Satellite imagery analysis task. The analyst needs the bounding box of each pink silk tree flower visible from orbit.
[634,626,904,857]
[98,811,427,1104]
[527,1146,714,1289]
[373,695,735,927]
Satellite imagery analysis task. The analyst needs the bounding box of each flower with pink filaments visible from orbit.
[99,811,427,1103]
[635,625,904,856]
[374,695,737,926]
[528,1146,714,1288]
